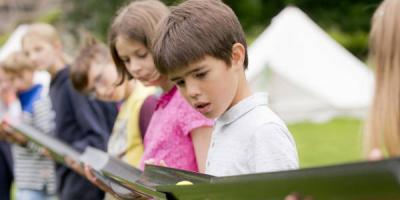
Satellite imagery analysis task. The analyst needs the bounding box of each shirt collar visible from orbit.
[155,86,177,110]
[217,93,268,125]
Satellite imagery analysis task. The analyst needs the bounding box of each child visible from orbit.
[0,66,18,200]
[70,38,157,198]
[152,0,299,176]
[2,51,57,200]
[365,0,400,159]
[22,23,118,200]
[70,38,156,166]
[109,0,214,173]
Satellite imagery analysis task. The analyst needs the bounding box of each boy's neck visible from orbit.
[228,73,252,110]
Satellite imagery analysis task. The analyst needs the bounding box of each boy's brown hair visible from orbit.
[152,0,248,75]
[108,0,169,84]
[2,51,35,75]
[70,37,110,92]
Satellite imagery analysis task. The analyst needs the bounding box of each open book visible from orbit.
[79,147,215,199]
[80,147,164,199]
[1,117,81,163]
[156,158,400,200]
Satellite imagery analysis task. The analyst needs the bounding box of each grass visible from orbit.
[289,117,364,168]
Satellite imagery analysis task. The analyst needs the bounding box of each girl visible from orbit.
[109,0,213,173]
[364,0,400,159]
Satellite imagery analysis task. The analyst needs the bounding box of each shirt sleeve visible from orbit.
[249,122,299,173]
[178,99,214,136]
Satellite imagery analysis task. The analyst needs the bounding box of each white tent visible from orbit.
[246,7,374,123]
[0,24,51,95]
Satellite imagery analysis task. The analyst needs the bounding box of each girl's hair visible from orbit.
[22,23,71,64]
[365,0,400,157]
[108,0,169,84]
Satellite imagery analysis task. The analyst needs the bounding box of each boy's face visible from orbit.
[23,37,57,71]
[86,60,127,102]
[169,55,241,119]
[10,70,34,92]
[115,36,161,87]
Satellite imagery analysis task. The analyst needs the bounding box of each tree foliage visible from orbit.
[62,0,381,58]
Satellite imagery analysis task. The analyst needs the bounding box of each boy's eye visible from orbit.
[176,80,186,87]
[195,71,208,79]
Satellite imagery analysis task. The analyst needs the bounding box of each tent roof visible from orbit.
[246,7,374,110]
[0,24,28,61]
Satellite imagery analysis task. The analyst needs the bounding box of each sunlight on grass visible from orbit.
[289,118,364,168]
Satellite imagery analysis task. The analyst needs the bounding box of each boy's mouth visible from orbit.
[194,102,211,114]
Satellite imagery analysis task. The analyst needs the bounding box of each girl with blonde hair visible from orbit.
[365,0,400,159]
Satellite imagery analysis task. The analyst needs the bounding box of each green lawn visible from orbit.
[289,117,364,168]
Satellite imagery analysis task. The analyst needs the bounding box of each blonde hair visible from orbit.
[2,51,35,74]
[22,23,71,64]
[365,0,400,157]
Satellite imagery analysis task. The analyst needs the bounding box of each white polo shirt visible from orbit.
[205,93,299,176]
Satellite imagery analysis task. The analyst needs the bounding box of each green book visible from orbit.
[155,158,400,200]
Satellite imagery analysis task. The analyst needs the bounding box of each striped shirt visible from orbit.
[13,95,57,194]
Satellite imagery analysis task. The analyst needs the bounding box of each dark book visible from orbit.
[142,164,214,186]
[2,117,81,163]
[156,158,400,200]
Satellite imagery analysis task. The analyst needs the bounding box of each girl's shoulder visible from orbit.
[172,91,213,128]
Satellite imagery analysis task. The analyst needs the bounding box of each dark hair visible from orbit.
[70,36,110,92]
[108,0,169,84]
[152,0,248,75]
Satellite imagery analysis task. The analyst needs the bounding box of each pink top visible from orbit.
[139,87,214,171]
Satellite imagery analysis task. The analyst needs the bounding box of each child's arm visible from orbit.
[191,126,213,173]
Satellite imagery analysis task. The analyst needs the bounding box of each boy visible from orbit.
[69,38,156,166]
[152,0,299,176]
[2,51,57,199]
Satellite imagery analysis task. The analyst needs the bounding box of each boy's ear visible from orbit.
[231,43,245,70]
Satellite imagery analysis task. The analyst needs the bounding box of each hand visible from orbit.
[0,125,28,146]
[368,148,384,161]
[65,156,85,177]
[40,148,54,160]
[84,165,125,200]
[84,165,114,193]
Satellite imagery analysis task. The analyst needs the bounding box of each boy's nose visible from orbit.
[186,83,201,99]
